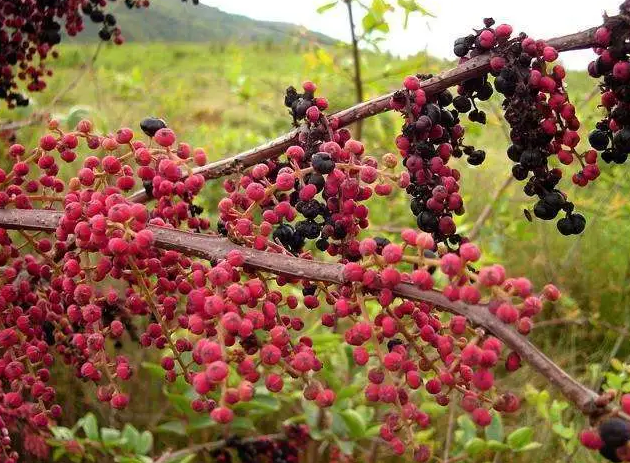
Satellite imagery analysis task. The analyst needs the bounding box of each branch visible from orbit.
[126,22,602,204]
[0,208,613,418]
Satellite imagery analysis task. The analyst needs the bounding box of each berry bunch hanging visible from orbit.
[389,75,475,247]
[454,19,589,235]
[586,2,630,170]
[0,0,200,108]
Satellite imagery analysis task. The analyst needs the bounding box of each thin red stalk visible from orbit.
[125,22,602,204]
[0,208,616,418]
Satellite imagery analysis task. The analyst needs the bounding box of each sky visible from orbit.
[201,0,619,69]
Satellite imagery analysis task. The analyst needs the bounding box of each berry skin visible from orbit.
[598,418,630,449]
[110,393,129,409]
[210,407,234,424]
[404,75,421,91]
[353,347,369,365]
[140,117,167,136]
[580,430,604,450]
[471,408,492,426]
[154,128,176,146]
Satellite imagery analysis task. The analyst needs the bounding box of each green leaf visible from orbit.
[362,11,377,32]
[549,400,569,423]
[335,438,355,455]
[142,362,165,380]
[156,421,186,436]
[122,424,140,451]
[316,1,338,13]
[465,437,487,457]
[456,414,478,445]
[421,401,448,419]
[339,410,366,439]
[514,442,543,452]
[53,447,66,461]
[366,425,381,438]
[115,458,144,463]
[164,392,194,416]
[135,431,153,455]
[536,390,550,420]
[80,413,99,441]
[303,401,321,430]
[186,415,216,431]
[233,395,280,413]
[101,427,124,446]
[552,423,575,440]
[605,372,624,390]
[507,427,533,450]
[231,417,255,431]
[337,385,362,401]
[174,456,196,463]
[485,411,504,442]
[487,440,509,451]
[49,426,74,440]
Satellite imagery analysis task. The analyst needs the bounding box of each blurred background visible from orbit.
[1,1,629,462]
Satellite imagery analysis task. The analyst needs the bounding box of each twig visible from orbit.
[443,403,456,462]
[344,0,364,139]
[126,21,605,204]
[0,207,625,420]
[468,176,514,241]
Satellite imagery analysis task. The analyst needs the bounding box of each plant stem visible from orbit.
[345,0,364,139]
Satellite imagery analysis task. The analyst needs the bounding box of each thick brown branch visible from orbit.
[126,22,601,204]
[0,208,607,417]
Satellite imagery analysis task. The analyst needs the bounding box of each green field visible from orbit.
[2,41,628,462]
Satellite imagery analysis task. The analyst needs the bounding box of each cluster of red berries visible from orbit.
[0,77,564,461]
[580,395,630,462]
[0,0,193,108]
[455,19,589,235]
[390,75,471,247]
[587,3,630,171]
[212,80,562,458]
[218,82,408,260]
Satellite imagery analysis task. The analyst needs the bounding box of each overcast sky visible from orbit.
[201,0,618,69]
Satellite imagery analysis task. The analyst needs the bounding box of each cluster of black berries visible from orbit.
[598,418,630,462]
[283,81,329,126]
[587,5,630,167]
[0,0,201,108]
[391,74,472,247]
[80,0,123,43]
[211,426,309,463]
[454,19,587,235]
[219,82,384,261]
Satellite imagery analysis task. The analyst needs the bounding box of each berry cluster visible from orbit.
[390,76,472,246]
[0,80,565,461]
[580,400,630,463]
[586,3,630,170]
[212,81,562,457]
[0,0,199,108]
[218,82,407,260]
[454,19,588,235]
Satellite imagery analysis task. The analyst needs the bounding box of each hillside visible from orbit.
[67,0,338,44]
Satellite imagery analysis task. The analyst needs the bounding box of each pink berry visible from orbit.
[154,128,176,146]
[404,75,420,91]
